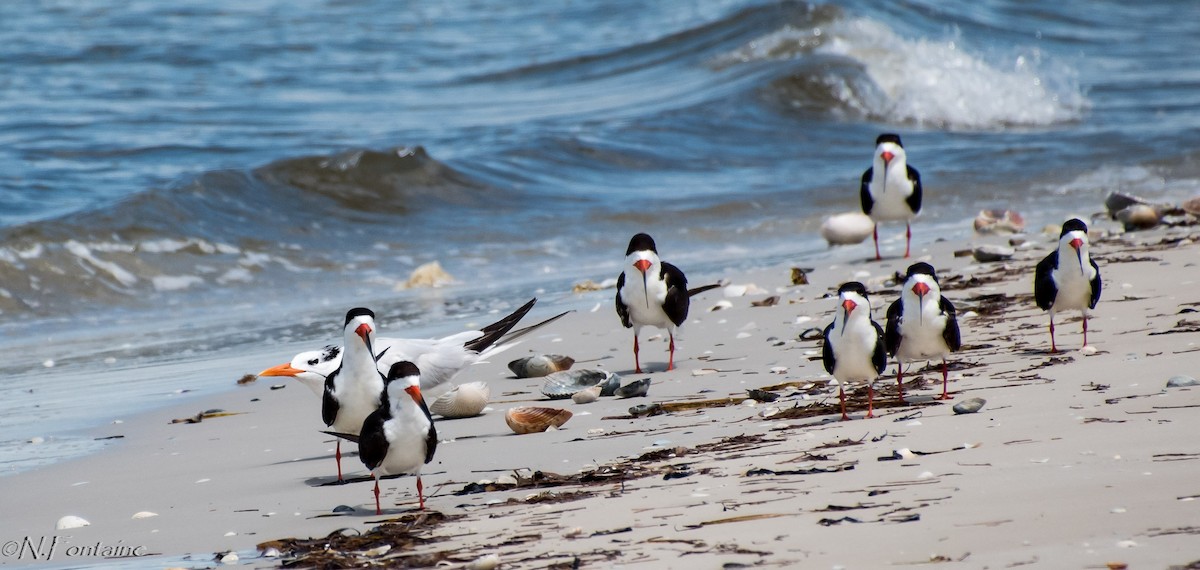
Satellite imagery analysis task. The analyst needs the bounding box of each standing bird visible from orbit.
[861,133,923,260]
[351,361,437,514]
[321,307,387,482]
[885,263,962,401]
[822,282,888,420]
[1034,218,1101,352]
[615,233,718,373]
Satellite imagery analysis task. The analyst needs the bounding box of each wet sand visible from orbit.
[2,219,1199,569]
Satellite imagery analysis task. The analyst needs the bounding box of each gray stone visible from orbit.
[952,397,987,414]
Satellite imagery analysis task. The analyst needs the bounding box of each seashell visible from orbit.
[747,389,779,402]
[1105,192,1152,218]
[505,406,572,434]
[402,260,454,289]
[820,212,874,245]
[1115,204,1160,231]
[629,403,663,417]
[952,397,987,415]
[1166,375,1199,388]
[56,515,90,530]
[708,300,733,312]
[508,354,575,378]
[973,209,1025,234]
[429,381,490,418]
[467,554,501,570]
[572,385,602,404]
[615,378,651,399]
[131,511,158,519]
[972,244,1014,263]
[1181,196,1200,217]
[541,369,619,399]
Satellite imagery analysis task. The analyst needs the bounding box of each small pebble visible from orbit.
[1166,375,1198,388]
[952,397,987,414]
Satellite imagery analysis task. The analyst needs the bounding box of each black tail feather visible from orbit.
[464,298,538,353]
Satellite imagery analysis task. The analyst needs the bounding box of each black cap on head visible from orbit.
[626,233,658,256]
[1060,218,1088,236]
[344,307,375,327]
[837,281,869,298]
[875,133,903,147]
[905,262,938,282]
[386,361,420,382]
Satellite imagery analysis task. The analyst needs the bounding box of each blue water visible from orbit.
[2,0,1199,473]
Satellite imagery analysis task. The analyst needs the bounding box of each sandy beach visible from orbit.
[2,216,1199,569]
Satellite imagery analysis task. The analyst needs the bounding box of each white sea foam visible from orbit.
[152,275,205,291]
[820,18,1086,129]
[64,241,138,287]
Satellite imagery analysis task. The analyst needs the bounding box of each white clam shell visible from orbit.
[429,382,490,419]
[820,212,874,245]
[505,407,572,434]
[508,354,575,378]
[55,515,90,530]
[131,511,159,519]
[571,385,602,404]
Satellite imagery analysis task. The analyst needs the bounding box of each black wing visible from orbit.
[1033,251,1058,311]
[884,298,903,357]
[415,395,438,464]
[687,283,721,297]
[464,298,537,353]
[321,368,341,427]
[940,296,962,351]
[821,322,835,374]
[357,410,389,471]
[860,168,875,215]
[614,272,631,328]
[905,165,922,214]
[871,320,887,374]
[661,261,690,327]
[1088,258,1102,309]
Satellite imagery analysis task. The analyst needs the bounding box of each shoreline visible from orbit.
[2,216,1199,568]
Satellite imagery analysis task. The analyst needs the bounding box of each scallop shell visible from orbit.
[571,385,602,404]
[505,406,573,434]
[820,212,874,245]
[429,381,490,419]
[508,355,575,378]
[973,209,1025,234]
[541,369,620,399]
[615,378,651,399]
[56,515,91,530]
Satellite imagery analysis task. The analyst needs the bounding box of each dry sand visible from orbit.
[2,219,1199,569]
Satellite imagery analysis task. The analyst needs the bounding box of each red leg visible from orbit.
[416,476,425,510]
[904,222,912,258]
[336,440,344,482]
[866,384,875,419]
[896,365,905,402]
[667,332,675,371]
[1049,318,1057,353]
[838,384,849,421]
[873,225,881,261]
[373,477,381,515]
[938,359,951,400]
[633,335,642,374]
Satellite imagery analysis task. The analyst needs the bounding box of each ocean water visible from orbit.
[2,0,1199,474]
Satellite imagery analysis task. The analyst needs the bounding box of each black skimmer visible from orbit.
[258,299,562,400]
[821,282,887,420]
[884,262,962,401]
[320,307,387,482]
[332,361,436,514]
[615,233,718,373]
[860,133,923,260]
[1034,218,1101,352]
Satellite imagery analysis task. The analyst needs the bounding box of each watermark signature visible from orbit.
[2,536,149,561]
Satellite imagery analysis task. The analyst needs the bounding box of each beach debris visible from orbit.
[1115,204,1161,231]
[467,554,501,570]
[973,209,1025,234]
[401,260,454,289]
[615,378,651,399]
[363,544,392,557]
[572,385,602,404]
[572,277,618,293]
[1166,375,1199,388]
[236,374,257,385]
[216,551,238,564]
[505,406,572,434]
[131,511,158,519]
[541,369,620,399]
[55,515,90,530]
[747,389,780,402]
[708,299,733,312]
[791,267,811,285]
[508,354,575,378]
[751,295,780,307]
[429,381,490,419]
[952,397,987,414]
[972,245,1014,263]
[724,283,768,297]
[1182,196,1200,216]
[170,409,244,424]
[629,403,664,417]
[331,505,355,514]
[820,212,874,245]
